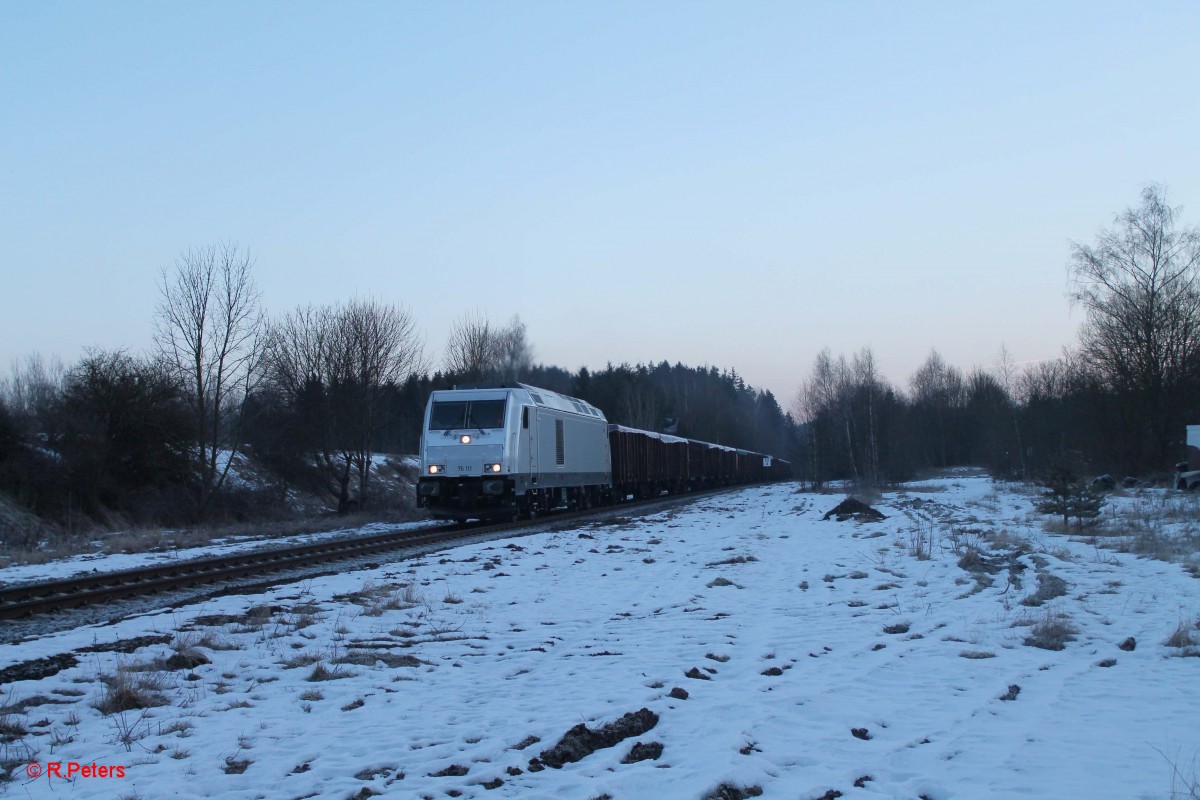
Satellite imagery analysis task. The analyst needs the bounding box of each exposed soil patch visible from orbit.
[77,634,173,654]
[0,653,79,683]
[428,764,469,777]
[822,499,886,522]
[223,757,251,775]
[0,694,73,715]
[621,741,663,763]
[186,613,245,628]
[334,650,422,668]
[531,708,658,770]
[162,651,210,671]
[702,783,763,799]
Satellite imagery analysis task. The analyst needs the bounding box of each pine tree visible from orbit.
[1069,482,1106,526]
[1035,463,1076,526]
[1034,459,1105,527]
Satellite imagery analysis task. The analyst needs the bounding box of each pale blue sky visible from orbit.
[3,1,1198,405]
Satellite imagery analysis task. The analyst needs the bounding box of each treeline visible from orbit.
[3,184,1198,540]
[0,258,799,538]
[799,185,1200,486]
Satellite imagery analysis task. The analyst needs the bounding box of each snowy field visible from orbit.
[2,475,1199,799]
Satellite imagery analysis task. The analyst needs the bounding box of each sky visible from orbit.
[3,1,1200,407]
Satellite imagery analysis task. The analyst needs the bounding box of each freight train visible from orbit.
[416,383,791,520]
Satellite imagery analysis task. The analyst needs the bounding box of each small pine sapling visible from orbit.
[1035,463,1078,526]
[1034,458,1106,528]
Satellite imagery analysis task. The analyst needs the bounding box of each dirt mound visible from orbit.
[822,498,886,522]
[530,708,658,770]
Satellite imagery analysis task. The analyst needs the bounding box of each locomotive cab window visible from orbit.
[467,400,507,429]
[429,399,507,430]
[429,401,467,430]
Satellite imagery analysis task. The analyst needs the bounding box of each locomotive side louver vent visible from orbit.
[555,419,565,466]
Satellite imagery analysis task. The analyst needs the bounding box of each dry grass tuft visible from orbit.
[306,662,354,682]
[1020,573,1068,607]
[94,662,170,715]
[1165,619,1200,651]
[1020,611,1078,651]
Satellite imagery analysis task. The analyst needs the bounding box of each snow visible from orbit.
[2,476,1198,799]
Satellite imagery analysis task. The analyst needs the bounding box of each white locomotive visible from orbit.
[417,384,612,520]
[416,383,791,521]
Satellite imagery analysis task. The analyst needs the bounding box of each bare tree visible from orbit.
[851,347,883,484]
[155,243,266,510]
[443,312,532,383]
[443,311,497,382]
[335,299,427,507]
[269,299,425,512]
[2,353,65,426]
[799,349,857,484]
[1069,184,1200,466]
[994,344,1026,477]
[909,349,965,468]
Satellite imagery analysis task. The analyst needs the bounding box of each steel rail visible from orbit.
[0,485,761,621]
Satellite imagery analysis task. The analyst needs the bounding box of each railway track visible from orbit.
[0,486,756,622]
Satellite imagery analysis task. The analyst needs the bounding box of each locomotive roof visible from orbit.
[430,384,606,420]
[513,384,606,420]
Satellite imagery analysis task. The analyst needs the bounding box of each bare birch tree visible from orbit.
[155,243,266,510]
[994,344,1026,477]
[1069,184,1200,464]
[909,349,965,468]
[851,347,882,484]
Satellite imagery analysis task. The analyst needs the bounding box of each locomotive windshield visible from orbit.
[428,399,507,430]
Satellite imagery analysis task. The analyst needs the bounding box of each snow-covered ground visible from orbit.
[2,476,1198,799]
[0,454,425,587]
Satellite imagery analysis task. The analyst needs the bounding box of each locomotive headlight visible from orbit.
[459,434,472,444]
[428,465,445,475]
[485,463,502,473]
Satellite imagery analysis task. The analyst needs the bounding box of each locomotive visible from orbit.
[416,383,790,521]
